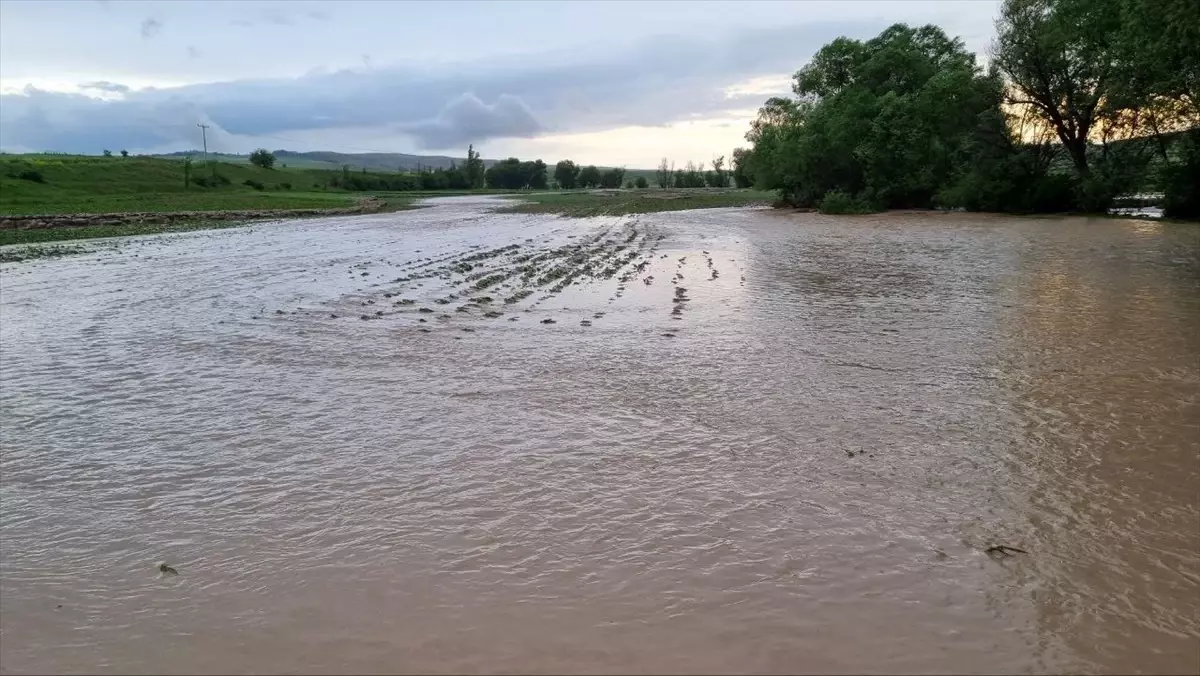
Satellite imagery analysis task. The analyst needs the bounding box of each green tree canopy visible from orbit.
[249,148,276,169]
[554,160,580,189]
[578,165,602,189]
[484,158,548,189]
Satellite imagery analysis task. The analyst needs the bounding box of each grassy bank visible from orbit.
[1,190,360,216]
[0,196,421,246]
[499,189,776,217]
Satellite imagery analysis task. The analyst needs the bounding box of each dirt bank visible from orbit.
[0,197,386,230]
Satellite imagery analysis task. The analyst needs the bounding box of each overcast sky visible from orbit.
[0,0,1001,167]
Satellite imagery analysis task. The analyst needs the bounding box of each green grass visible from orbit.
[0,195,422,246]
[498,189,776,217]
[1,191,361,216]
[0,154,358,215]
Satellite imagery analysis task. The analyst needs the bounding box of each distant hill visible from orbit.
[155,150,497,172]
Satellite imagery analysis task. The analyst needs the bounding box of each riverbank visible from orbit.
[0,195,419,247]
[498,189,776,216]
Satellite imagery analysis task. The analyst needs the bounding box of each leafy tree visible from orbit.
[708,155,727,187]
[102,149,112,157]
[731,148,754,188]
[528,160,549,189]
[554,160,580,189]
[484,157,548,189]
[120,149,129,158]
[578,165,602,188]
[656,158,673,188]
[464,145,486,188]
[747,23,1020,211]
[249,148,276,169]
[635,176,649,189]
[993,0,1198,211]
[600,167,626,189]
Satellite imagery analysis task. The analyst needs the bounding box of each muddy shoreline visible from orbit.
[0,197,387,230]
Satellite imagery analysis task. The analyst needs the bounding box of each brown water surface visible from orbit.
[2,198,1198,674]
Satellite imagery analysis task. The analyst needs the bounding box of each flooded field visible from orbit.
[1,197,1198,675]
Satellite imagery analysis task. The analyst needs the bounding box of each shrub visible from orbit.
[243,179,265,191]
[635,176,649,189]
[16,169,45,183]
[817,190,877,214]
[1161,130,1200,220]
[192,173,231,188]
[276,182,292,191]
[249,148,276,169]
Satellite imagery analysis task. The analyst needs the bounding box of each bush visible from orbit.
[817,190,877,214]
[249,148,276,169]
[16,169,45,183]
[1161,130,1200,220]
[276,182,292,191]
[192,173,231,188]
[635,176,649,189]
[243,179,265,191]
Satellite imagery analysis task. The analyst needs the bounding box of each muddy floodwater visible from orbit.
[1,197,1198,675]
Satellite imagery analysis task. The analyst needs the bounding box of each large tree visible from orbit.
[992,0,1122,178]
[249,148,276,169]
[484,158,548,190]
[578,165,602,189]
[554,160,580,189]
[747,24,1005,210]
[994,0,1199,210]
[464,145,485,189]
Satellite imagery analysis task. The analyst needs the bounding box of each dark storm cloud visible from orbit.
[140,17,162,39]
[79,81,130,94]
[0,20,878,153]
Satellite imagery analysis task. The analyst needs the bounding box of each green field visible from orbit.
[0,154,357,216]
[498,189,776,217]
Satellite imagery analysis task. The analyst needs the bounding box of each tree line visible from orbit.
[653,157,730,189]
[734,0,1198,218]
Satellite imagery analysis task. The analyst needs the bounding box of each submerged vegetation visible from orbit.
[736,0,1199,219]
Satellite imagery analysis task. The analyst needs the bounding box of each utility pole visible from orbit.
[197,123,212,177]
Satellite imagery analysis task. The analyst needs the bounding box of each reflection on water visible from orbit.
[1,200,1197,674]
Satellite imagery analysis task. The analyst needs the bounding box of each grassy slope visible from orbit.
[498,189,776,217]
[0,155,356,216]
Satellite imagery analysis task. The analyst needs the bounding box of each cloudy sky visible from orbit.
[0,0,1000,167]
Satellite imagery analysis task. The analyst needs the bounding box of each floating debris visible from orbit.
[985,545,1027,557]
[541,318,557,324]
[158,563,179,576]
